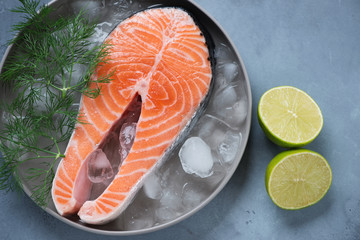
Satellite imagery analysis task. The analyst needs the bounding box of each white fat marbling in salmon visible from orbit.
[52,7,212,225]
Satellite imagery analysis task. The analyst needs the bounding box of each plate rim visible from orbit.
[0,0,252,236]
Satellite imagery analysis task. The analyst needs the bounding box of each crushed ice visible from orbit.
[19,1,249,228]
[122,41,248,228]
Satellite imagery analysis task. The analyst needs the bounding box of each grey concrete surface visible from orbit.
[0,0,359,239]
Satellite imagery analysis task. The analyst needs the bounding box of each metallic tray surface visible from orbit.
[0,0,251,236]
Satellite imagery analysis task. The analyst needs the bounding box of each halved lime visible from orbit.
[265,149,332,210]
[258,86,323,148]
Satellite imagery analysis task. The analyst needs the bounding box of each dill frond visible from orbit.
[0,0,113,207]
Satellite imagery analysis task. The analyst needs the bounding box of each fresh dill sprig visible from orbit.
[0,0,113,207]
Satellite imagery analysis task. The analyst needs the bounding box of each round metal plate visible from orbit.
[0,0,251,235]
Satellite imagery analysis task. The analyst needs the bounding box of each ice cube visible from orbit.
[122,191,156,230]
[158,161,189,196]
[218,98,248,127]
[160,190,182,208]
[212,84,238,110]
[71,1,102,12]
[179,137,214,178]
[214,72,227,90]
[155,207,179,222]
[143,173,163,200]
[205,164,227,188]
[230,98,248,126]
[87,149,114,183]
[119,122,136,158]
[92,22,113,43]
[70,0,108,18]
[2,111,13,124]
[125,215,154,231]
[222,62,239,83]
[218,131,242,164]
[101,132,121,171]
[119,148,128,162]
[155,164,188,222]
[181,182,207,210]
[195,114,232,150]
[214,43,233,62]
[196,116,217,140]
[156,190,183,222]
[120,122,136,147]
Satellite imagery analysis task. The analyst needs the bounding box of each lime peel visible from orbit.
[258,86,323,148]
[265,149,332,210]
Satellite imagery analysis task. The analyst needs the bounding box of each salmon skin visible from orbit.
[51,7,212,225]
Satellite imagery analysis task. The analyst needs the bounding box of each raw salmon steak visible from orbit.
[52,7,212,224]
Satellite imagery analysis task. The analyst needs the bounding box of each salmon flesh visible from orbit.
[51,7,212,225]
